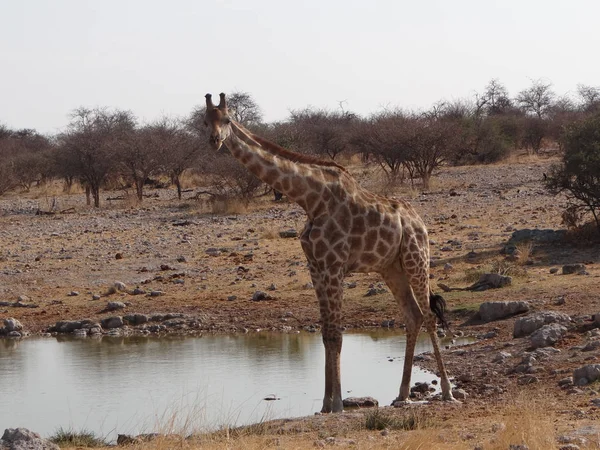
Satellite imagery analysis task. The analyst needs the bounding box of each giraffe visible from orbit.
[204,93,456,412]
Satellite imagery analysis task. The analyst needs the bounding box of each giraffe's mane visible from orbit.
[233,123,348,173]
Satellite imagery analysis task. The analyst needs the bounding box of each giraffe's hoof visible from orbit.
[442,395,462,404]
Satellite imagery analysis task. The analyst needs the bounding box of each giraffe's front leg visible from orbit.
[305,262,344,413]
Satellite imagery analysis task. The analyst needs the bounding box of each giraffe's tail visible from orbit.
[429,291,450,331]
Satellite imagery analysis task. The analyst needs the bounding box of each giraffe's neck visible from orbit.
[223,121,331,216]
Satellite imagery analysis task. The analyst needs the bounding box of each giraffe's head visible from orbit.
[204,93,231,150]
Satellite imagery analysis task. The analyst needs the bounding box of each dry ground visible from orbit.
[1,152,600,449]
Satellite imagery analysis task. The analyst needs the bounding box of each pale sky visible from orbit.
[1,0,599,134]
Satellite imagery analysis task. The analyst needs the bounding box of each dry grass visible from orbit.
[211,198,248,215]
[61,390,567,450]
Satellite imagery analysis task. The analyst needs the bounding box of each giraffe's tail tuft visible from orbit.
[429,291,450,331]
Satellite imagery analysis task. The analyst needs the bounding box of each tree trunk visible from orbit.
[91,184,100,208]
[175,177,182,200]
[85,185,91,206]
[135,178,144,202]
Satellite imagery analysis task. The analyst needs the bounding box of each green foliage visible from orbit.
[547,112,600,232]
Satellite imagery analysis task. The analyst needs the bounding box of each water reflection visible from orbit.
[0,331,465,441]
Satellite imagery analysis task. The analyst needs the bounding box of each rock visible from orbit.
[101,316,124,329]
[562,264,586,275]
[3,318,23,332]
[592,313,600,327]
[452,388,468,400]
[470,273,512,291]
[365,283,387,297]
[509,228,565,243]
[411,382,433,394]
[7,331,22,338]
[53,320,87,333]
[279,229,298,238]
[113,281,127,292]
[252,291,271,301]
[342,396,378,408]
[123,313,148,325]
[106,301,126,311]
[549,267,559,274]
[149,290,165,297]
[205,248,221,256]
[68,291,79,296]
[573,364,600,386]
[131,287,145,295]
[381,319,395,328]
[492,351,512,363]
[514,311,571,338]
[92,294,101,300]
[0,428,59,450]
[479,301,530,323]
[558,377,573,387]
[530,323,567,349]
[582,340,600,352]
[17,295,29,302]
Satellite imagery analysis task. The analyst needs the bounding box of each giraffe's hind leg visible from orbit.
[382,266,423,402]
[402,242,456,402]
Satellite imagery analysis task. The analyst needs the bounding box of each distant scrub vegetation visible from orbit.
[1,79,599,227]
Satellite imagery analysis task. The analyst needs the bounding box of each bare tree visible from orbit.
[226,91,264,126]
[483,79,513,116]
[405,116,459,189]
[516,79,555,118]
[351,111,413,178]
[577,84,600,114]
[289,108,356,160]
[58,107,136,207]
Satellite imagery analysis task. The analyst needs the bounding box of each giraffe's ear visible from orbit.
[218,93,227,110]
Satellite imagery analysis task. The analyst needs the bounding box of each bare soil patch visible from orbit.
[2,154,600,448]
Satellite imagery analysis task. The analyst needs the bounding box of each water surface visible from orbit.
[0,331,457,440]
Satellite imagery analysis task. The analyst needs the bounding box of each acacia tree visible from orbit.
[59,107,136,207]
[351,111,414,178]
[546,112,600,232]
[484,79,513,116]
[577,84,600,114]
[117,119,176,201]
[289,108,356,160]
[405,116,459,189]
[516,79,555,119]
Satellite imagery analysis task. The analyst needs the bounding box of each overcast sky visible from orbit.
[1,0,599,134]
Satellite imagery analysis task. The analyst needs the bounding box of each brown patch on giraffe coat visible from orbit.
[281,177,292,192]
[361,252,377,266]
[351,216,366,235]
[264,168,280,185]
[325,252,338,267]
[376,241,389,257]
[335,204,352,228]
[363,230,378,251]
[291,177,305,195]
[366,209,381,228]
[314,239,329,259]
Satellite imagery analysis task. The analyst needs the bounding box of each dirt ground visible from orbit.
[1,153,600,449]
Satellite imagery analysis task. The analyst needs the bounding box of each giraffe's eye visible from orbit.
[223,117,231,124]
